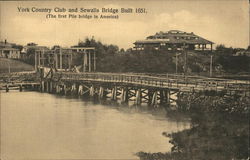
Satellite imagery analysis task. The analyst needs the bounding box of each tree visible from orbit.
[22,48,36,65]
[247,46,250,51]
[106,44,119,55]
[51,45,60,50]
[119,48,125,53]
[126,48,133,54]
[143,45,156,54]
[27,48,35,56]
[27,43,37,46]
[215,44,234,56]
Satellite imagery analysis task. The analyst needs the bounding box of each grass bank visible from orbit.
[0,58,34,73]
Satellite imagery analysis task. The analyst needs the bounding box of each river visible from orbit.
[0,91,190,159]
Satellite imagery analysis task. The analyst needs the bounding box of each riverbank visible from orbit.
[136,112,249,160]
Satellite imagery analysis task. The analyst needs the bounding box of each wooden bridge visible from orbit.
[1,70,250,109]
[52,72,250,93]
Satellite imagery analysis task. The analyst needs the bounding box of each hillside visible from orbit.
[0,58,34,73]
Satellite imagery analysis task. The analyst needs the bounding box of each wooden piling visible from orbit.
[50,81,53,93]
[46,81,49,93]
[166,90,170,106]
[98,86,104,99]
[103,89,108,99]
[19,84,23,92]
[6,84,9,92]
[111,86,117,100]
[57,85,61,94]
[31,84,34,91]
[63,84,67,95]
[33,84,37,91]
[78,85,83,95]
[55,85,59,94]
[71,83,77,95]
[151,91,158,107]
[135,89,142,105]
[41,81,45,92]
[89,85,95,97]
[121,87,128,103]
[75,84,80,95]
[159,90,164,104]
[147,89,153,105]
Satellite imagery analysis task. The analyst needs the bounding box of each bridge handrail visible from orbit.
[53,72,250,91]
[55,72,249,82]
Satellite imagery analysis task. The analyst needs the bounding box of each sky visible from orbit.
[0,0,249,49]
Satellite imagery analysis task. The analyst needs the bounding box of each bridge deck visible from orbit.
[53,72,250,93]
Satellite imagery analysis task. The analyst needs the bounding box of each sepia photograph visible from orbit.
[0,0,249,159]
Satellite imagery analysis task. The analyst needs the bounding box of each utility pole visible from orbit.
[175,53,181,74]
[176,53,178,74]
[34,52,36,71]
[8,59,10,83]
[210,55,213,77]
[60,47,62,69]
[88,51,91,72]
[94,50,96,72]
[42,48,45,67]
[183,43,187,76]
[8,59,10,73]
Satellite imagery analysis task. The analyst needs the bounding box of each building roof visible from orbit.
[0,47,20,51]
[71,46,95,50]
[134,30,213,45]
[21,45,50,54]
[0,41,15,48]
[31,46,49,50]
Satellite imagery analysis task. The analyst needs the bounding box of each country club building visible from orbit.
[134,30,214,51]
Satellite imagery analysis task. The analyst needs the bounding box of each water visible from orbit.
[0,91,190,159]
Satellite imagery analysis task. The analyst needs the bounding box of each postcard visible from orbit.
[0,0,249,160]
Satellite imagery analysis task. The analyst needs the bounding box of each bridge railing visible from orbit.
[53,72,250,92]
